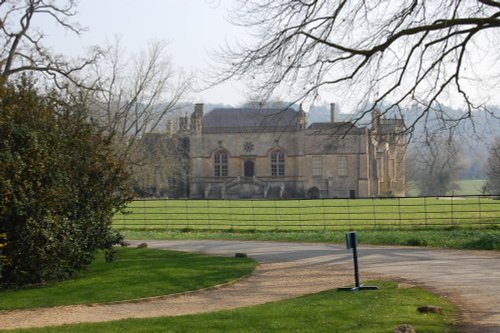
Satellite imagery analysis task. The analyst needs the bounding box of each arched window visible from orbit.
[214,150,228,177]
[271,150,285,176]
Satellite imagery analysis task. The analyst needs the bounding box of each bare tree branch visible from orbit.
[215,0,500,133]
[0,0,95,86]
[84,38,192,159]
[407,131,466,196]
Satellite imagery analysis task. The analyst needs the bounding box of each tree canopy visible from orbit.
[0,78,131,287]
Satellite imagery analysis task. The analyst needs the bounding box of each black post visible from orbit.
[338,231,378,292]
[352,235,360,288]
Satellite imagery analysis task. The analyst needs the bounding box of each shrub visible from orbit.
[464,234,500,250]
[0,78,132,287]
[405,237,428,247]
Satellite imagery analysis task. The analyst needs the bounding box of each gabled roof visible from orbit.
[203,108,301,133]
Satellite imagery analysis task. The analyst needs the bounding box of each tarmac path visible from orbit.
[0,240,498,332]
[133,240,500,333]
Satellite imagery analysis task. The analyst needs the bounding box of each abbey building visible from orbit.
[172,103,406,199]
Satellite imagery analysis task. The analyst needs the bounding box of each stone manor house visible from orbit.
[165,103,405,199]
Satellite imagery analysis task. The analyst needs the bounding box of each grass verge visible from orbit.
[122,227,500,250]
[7,281,458,333]
[0,247,256,311]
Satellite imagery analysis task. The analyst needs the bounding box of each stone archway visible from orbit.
[307,186,320,199]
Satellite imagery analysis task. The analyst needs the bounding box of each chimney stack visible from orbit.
[194,103,204,115]
[372,109,381,134]
[167,119,174,136]
[330,103,336,123]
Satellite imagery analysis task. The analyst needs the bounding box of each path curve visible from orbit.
[138,240,500,333]
[0,240,498,332]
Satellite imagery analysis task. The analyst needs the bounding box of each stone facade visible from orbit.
[177,103,405,199]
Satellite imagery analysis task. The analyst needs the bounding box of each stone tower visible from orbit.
[190,103,203,135]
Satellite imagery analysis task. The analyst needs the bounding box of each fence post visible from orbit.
[252,200,256,230]
[478,195,482,227]
[207,200,211,230]
[451,194,454,227]
[185,199,189,229]
[398,197,402,230]
[347,198,352,230]
[372,197,377,228]
[322,198,326,231]
[424,196,428,227]
[298,199,302,231]
[229,199,233,230]
[274,199,278,231]
[164,199,169,230]
[143,199,147,229]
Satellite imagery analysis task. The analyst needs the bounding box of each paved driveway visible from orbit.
[136,240,500,333]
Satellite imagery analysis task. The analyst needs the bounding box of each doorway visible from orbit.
[244,160,255,177]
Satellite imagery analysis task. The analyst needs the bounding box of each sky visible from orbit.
[35,0,247,105]
[32,1,500,111]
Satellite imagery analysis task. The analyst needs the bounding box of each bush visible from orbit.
[0,78,132,287]
[405,237,429,247]
[464,234,500,250]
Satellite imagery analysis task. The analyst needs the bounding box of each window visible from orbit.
[338,156,347,177]
[312,156,323,177]
[214,150,228,177]
[271,150,285,176]
[376,158,383,179]
[389,159,395,179]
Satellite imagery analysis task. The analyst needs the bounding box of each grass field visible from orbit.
[406,179,487,196]
[455,180,487,195]
[113,196,500,231]
[0,248,256,311]
[4,281,458,333]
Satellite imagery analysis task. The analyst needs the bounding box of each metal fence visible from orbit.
[113,195,500,231]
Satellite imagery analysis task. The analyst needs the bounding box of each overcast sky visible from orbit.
[32,1,500,111]
[35,0,246,105]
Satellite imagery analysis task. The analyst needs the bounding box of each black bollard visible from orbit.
[337,231,378,292]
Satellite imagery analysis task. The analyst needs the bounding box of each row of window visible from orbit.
[213,151,348,178]
[214,150,285,177]
[313,156,347,177]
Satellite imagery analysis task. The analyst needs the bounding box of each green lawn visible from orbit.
[0,248,256,311]
[455,180,487,195]
[6,281,458,333]
[406,179,487,196]
[113,196,500,231]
